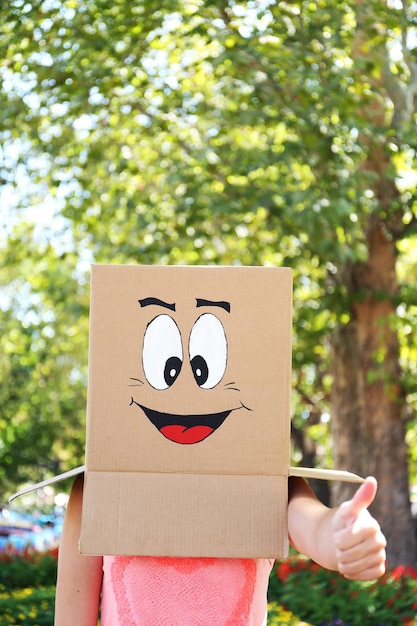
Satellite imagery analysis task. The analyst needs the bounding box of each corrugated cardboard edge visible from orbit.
[289,466,364,483]
[8,466,85,503]
[8,464,363,503]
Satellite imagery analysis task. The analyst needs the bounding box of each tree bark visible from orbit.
[329,0,417,568]
[331,215,416,566]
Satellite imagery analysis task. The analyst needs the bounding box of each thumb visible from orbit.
[334,476,377,530]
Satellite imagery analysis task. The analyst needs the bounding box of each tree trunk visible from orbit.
[331,215,416,567]
[329,1,417,567]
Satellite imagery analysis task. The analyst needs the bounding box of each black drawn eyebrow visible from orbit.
[139,297,176,311]
[196,298,231,313]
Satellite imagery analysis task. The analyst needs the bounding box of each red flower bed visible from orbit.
[0,546,58,589]
[269,557,417,626]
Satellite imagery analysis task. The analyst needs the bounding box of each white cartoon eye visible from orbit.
[142,315,183,390]
[189,313,227,389]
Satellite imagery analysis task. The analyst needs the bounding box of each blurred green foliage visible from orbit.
[1,0,416,563]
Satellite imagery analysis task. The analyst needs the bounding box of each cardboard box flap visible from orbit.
[80,471,288,558]
[8,463,364,504]
[8,466,85,503]
[290,466,364,483]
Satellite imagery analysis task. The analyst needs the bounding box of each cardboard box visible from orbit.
[9,265,363,559]
[82,265,292,558]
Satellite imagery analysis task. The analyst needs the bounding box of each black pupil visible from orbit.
[191,355,209,386]
[164,356,182,387]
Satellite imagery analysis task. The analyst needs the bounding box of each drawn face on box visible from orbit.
[129,296,251,445]
[87,266,291,477]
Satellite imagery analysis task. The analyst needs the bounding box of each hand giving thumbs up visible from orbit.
[332,477,387,580]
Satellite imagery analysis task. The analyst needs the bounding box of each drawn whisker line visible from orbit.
[224,381,240,391]
[129,378,144,386]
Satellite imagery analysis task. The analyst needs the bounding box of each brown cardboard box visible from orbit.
[9,265,363,559]
[81,264,292,558]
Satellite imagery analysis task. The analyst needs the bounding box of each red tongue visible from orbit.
[160,425,214,444]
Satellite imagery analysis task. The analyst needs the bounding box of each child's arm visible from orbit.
[288,476,386,580]
[54,474,103,626]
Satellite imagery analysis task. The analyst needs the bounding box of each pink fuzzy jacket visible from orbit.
[101,555,274,625]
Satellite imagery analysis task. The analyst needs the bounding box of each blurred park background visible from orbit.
[1,0,417,580]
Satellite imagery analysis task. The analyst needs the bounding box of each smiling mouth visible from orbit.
[130,400,231,444]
